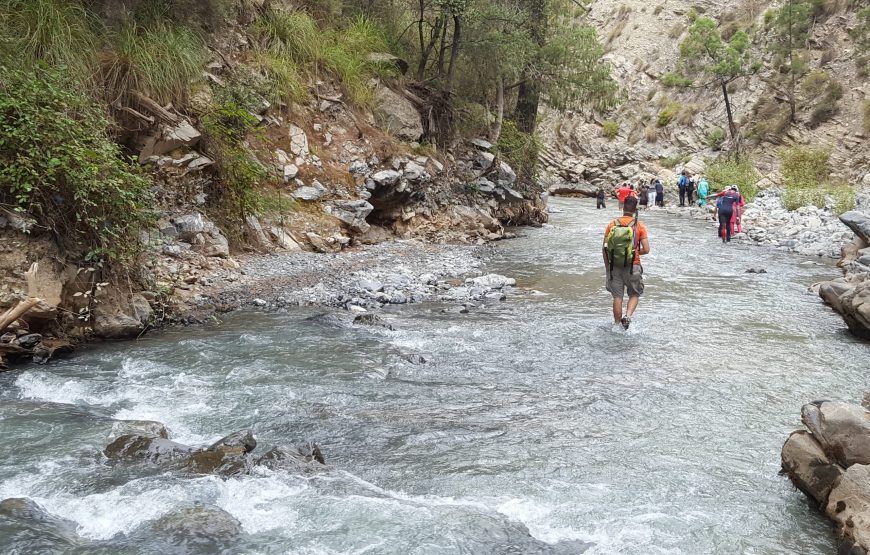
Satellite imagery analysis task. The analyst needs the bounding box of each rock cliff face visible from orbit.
[537,0,869,192]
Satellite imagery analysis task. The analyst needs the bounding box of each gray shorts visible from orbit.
[606,264,644,298]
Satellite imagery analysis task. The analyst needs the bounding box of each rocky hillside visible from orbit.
[538,0,869,193]
[0,0,545,366]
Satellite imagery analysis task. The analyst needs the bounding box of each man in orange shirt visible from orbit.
[616,183,634,210]
[603,196,650,330]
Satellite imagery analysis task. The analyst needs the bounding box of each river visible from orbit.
[1,198,868,554]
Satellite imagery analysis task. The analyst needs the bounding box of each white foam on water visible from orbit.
[32,479,202,540]
[214,474,308,534]
[14,372,125,406]
[496,498,590,545]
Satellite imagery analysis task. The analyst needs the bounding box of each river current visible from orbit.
[1,198,868,554]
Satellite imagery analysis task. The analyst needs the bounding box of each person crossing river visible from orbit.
[707,185,744,243]
[603,196,650,330]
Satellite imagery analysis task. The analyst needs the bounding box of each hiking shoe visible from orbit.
[621,316,631,330]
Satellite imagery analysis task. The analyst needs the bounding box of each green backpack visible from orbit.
[606,218,637,272]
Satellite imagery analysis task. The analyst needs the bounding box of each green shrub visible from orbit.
[705,127,725,150]
[0,0,98,79]
[660,72,693,87]
[778,146,854,213]
[252,50,308,106]
[202,101,272,225]
[659,153,691,169]
[705,157,760,201]
[601,120,619,140]
[780,146,831,190]
[0,65,152,264]
[252,9,390,106]
[657,103,681,127]
[101,22,206,106]
[496,120,541,185]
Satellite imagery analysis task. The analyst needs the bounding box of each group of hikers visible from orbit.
[598,170,747,330]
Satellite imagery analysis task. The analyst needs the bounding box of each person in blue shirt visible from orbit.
[677,171,687,207]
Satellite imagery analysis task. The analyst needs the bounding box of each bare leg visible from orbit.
[626,296,640,318]
[612,296,623,324]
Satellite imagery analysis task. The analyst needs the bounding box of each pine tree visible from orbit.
[769,0,813,122]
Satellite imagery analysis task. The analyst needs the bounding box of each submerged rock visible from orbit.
[208,430,256,455]
[109,420,170,442]
[256,444,326,471]
[134,505,243,550]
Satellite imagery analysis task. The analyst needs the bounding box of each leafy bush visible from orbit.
[601,120,619,140]
[705,157,760,200]
[657,103,681,127]
[202,100,272,225]
[0,65,152,264]
[496,120,541,185]
[782,187,825,210]
[706,127,726,150]
[101,22,206,106]
[780,146,831,190]
[660,72,693,87]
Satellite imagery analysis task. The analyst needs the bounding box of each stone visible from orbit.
[353,313,392,329]
[104,434,194,463]
[209,430,257,455]
[372,169,401,186]
[185,449,250,476]
[257,444,325,471]
[840,212,870,245]
[498,161,517,185]
[109,420,170,441]
[92,310,143,339]
[142,506,243,547]
[372,84,423,141]
[478,152,496,169]
[826,464,870,553]
[187,156,214,171]
[500,185,524,200]
[130,293,153,325]
[283,163,299,181]
[802,401,870,467]
[243,215,271,250]
[140,121,202,161]
[305,232,333,253]
[288,125,310,158]
[349,160,369,176]
[782,430,843,506]
[465,274,516,288]
[470,138,494,151]
[366,52,409,74]
[268,226,303,251]
[403,161,429,182]
[293,186,324,201]
[16,333,41,349]
[326,200,374,233]
[173,213,207,241]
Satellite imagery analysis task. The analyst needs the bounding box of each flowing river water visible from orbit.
[1,198,868,554]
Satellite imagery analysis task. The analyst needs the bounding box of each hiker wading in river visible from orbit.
[603,196,650,330]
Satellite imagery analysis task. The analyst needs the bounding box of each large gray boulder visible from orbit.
[104,434,194,464]
[802,401,870,468]
[781,430,842,506]
[372,84,423,142]
[841,211,870,245]
[837,282,870,341]
[326,200,374,233]
[92,310,143,339]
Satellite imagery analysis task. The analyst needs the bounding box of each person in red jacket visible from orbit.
[616,183,635,210]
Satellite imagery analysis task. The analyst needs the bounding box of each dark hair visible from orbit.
[624,195,638,213]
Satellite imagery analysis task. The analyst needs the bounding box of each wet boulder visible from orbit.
[208,430,256,455]
[185,449,251,477]
[0,498,80,552]
[256,443,326,472]
[133,505,243,551]
[801,401,870,467]
[781,430,843,506]
[109,420,170,442]
[826,464,870,554]
[104,434,194,464]
[840,211,870,246]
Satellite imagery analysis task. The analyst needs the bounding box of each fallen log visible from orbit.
[0,297,41,334]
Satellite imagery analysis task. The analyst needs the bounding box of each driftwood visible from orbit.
[131,91,181,124]
[113,103,155,124]
[0,297,41,335]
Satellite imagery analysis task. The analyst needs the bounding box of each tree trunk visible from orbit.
[417,15,443,80]
[513,72,540,133]
[446,15,461,91]
[721,80,737,139]
[491,75,505,143]
[436,18,448,77]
